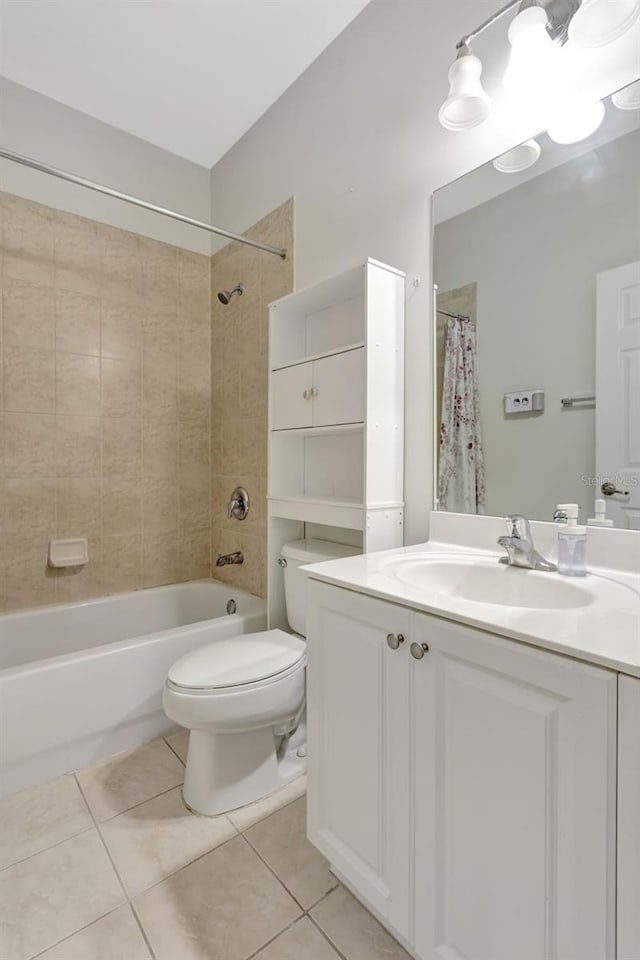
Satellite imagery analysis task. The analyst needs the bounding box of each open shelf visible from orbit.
[268,496,366,530]
[271,341,365,372]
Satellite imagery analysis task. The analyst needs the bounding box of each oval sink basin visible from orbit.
[378,555,593,610]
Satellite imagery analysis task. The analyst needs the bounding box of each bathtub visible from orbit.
[0,580,266,796]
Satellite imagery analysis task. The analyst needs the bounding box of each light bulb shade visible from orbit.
[547,99,605,143]
[439,51,491,130]
[503,6,563,99]
[492,139,542,173]
[568,0,639,47]
[612,79,640,110]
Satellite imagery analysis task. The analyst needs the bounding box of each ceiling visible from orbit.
[0,0,371,168]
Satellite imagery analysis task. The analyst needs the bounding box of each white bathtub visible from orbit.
[0,580,266,796]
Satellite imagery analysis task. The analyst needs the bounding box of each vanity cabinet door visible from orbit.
[411,612,617,960]
[306,580,412,939]
[618,674,640,960]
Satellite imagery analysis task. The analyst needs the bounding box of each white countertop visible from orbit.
[303,539,640,678]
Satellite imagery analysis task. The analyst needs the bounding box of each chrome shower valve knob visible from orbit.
[227,487,250,520]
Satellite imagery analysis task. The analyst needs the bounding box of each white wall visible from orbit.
[0,79,211,253]
[207,0,640,543]
[434,129,640,523]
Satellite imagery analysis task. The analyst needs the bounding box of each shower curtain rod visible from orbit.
[0,148,288,259]
[437,308,471,322]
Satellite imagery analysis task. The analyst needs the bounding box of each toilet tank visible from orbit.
[280,539,361,637]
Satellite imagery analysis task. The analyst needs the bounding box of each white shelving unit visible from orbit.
[267,258,405,629]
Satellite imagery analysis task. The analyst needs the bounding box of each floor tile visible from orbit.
[0,830,124,960]
[100,785,237,896]
[311,886,411,960]
[252,917,340,959]
[134,835,301,960]
[36,904,152,960]
[0,775,93,869]
[76,739,184,821]
[165,729,189,763]
[245,797,336,909]
[228,776,307,833]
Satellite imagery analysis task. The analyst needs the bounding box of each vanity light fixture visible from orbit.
[503,6,563,99]
[568,0,640,47]
[438,44,492,130]
[439,0,639,131]
[492,137,542,172]
[547,97,606,142]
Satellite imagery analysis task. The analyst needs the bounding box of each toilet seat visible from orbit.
[167,629,306,692]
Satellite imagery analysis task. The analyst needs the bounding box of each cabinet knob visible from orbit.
[386,632,405,650]
[410,642,429,660]
[302,389,312,400]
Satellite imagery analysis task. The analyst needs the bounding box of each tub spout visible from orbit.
[216,551,244,567]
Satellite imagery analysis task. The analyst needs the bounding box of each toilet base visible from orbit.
[182,724,306,817]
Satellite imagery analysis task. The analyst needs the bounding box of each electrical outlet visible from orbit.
[504,390,544,414]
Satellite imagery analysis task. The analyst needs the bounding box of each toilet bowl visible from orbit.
[163,538,360,816]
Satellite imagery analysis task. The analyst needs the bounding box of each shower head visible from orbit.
[217,283,244,305]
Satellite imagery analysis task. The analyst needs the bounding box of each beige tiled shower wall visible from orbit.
[0,192,211,611]
[210,199,294,598]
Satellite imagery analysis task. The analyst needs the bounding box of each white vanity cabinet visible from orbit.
[617,675,640,960]
[410,611,616,960]
[306,584,413,939]
[307,579,619,960]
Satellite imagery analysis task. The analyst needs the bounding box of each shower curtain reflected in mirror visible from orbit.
[437,314,485,514]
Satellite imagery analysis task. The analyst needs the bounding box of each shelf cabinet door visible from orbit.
[618,674,640,960]
[411,612,617,960]
[306,580,412,939]
[312,348,364,427]
[271,363,314,430]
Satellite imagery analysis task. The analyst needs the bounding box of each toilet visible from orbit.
[163,538,359,816]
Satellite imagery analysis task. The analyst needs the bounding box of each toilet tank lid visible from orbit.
[281,539,361,564]
[167,629,305,690]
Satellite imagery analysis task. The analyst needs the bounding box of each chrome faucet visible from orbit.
[216,551,244,567]
[498,515,557,571]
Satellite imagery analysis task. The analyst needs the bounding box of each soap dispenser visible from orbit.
[587,498,614,528]
[556,503,587,577]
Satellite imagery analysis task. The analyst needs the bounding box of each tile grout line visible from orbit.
[73,773,129,897]
[244,915,305,960]
[240,828,315,916]
[27,905,127,960]
[0,822,97,874]
[97,778,185,824]
[73,773,159,960]
[162,734,187,766]
[307,912,351,960]
[128,899,159,960]
[231,784,307,836]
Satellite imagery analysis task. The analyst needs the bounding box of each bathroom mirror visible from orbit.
[433,80,640,529]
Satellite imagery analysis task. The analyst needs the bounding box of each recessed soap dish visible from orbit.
[48,538,89,568]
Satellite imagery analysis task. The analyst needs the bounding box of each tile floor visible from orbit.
[0,733,410,960]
